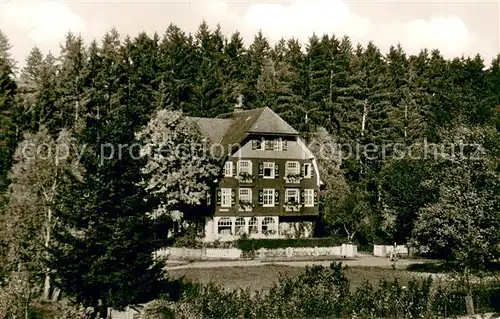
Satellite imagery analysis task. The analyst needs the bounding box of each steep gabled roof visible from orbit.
[249,107,298,135]
[188,107,298,150]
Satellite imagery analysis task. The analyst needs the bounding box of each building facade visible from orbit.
[188,107,322,242]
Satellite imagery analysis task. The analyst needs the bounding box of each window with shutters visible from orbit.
[221,188,232,207]
[224,161,233,177]
[263,162,275,179]
[303,163,312,178]
[263,189,275,207]
[304,189,314,207]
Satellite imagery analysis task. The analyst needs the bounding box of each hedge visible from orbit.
[236,237,344,252]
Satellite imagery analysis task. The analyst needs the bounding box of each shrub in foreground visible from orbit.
[146,262,500,319]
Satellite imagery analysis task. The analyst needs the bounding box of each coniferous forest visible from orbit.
[0,21,499,316]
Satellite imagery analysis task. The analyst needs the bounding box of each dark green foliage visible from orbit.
[48,29,167,311]
[0,57,17,196]
[153,262,500,318]
[1,22,500,311]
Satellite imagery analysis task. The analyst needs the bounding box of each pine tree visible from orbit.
[0,30,16,70]
[159,24,197,112]
[279,38,307,128]
[265,38,300,126]
[0,58,17,198]
[222,31,246,107]
[50,29,166,314]
[124,32,163,121]
[328,35,353,134]
[424,49,453,141]
[333,43,368,145]
[488,54,500,131]
[20,47,44,87]
[19,50,58,133]
[190,22,226,117]
[243,30,270,108]
[53,33,87,132]
[305,34,332,132]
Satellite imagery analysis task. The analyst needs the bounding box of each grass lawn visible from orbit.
[168,264,442,292]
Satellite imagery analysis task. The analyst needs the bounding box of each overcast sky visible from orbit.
[2,0,499,67]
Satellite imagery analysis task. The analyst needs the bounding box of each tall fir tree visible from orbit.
[191,22,226,117]
[0,30,16,70]
[53,33,87,133]
[49,29,166,313]
[159,24,197,112]
[222,31,246,107]
[243,30,270,108]
[0,58,17,199]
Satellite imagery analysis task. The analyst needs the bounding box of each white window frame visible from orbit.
[235,217,246,235]
[239,188,252,202]
[303,163,312,178]
[249,217,258,234]
[273,138,283,151]
[237,160,252,175]
[263,188,275,207]
[285,189,300,204]
[224,161,233,177]
[304,189,314,207]
[254,139,264,151]
[221,188,232,208]
[285,161,300,176]
[238,188,252,211]
[217,217,232,235]
[264,138,274,151]
[262,217,276,234]
[263,162,275,179]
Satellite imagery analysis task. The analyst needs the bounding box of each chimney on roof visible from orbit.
[233,94,244,113]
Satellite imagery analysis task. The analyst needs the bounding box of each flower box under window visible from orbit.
[238,172,254,183]
[238,200,253,211]
[285,173,302,183]
[284,201,302,212]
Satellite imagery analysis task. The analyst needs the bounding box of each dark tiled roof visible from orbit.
[249,107,298,135]
[188,107,298,149]
[186,117,233,143]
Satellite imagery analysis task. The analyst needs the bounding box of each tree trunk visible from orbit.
[75,100,79,122]
[361,100,368,137]
[344,224,355,243]
[464,266,475,316]
[329,69,333,102]
[404,101,408,139]
[24,288,31,319]
[42,206,52,300]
